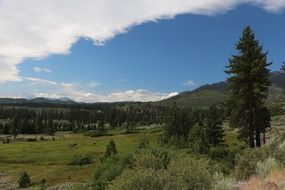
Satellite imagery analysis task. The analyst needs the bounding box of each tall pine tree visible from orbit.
[225,26,271,148]
[205,105,225,147]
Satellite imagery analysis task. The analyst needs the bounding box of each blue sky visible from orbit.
[0,1,285,102]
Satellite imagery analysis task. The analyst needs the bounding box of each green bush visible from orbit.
[209,145,243,174]
[102,140,117,161]
[167,155,212,190]
[108,152,212,190]
[108,168,173,190]
[92,155,132,190]
[18,172,31,188]
[70,156,92,166]
[138,137,150,149]
[134,149,170,170]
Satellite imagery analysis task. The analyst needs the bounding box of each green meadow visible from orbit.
[0,129,161,187]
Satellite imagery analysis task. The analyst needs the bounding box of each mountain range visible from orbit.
[1,71,285,108]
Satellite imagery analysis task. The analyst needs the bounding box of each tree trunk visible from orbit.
[249,128,255,148]
[249,102,255,148]
[263,131,266,145]
[255,126,261,147]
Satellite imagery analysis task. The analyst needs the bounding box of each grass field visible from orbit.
[0,128,161,187]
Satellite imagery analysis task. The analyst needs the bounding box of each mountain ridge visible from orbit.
[1,71,285,107]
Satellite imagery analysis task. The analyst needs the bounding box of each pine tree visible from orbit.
[162,104,192,146]
[102,140,117,160]
[225,26,271,148]
[205,105,225,147]
[188,123,209,154]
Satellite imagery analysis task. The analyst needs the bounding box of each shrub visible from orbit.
[108,168,173,190]
[256,157,280,178]
[92,155,132,190]
[212,172,236,190]
[18,172,31,188]
[234,147,270,180]
[209,145,243,174]
[87,130,107,137]
[109,152,212,190]
[274,141,285,166]
[167,155,212,190]
[134,149,170,170]
[26,138,38,142]
[138,137,150,149]
[70,156,92,166]
[102,140,117,161]
[2,138,10,143]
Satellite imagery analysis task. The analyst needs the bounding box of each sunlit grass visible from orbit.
[0,129,160,187]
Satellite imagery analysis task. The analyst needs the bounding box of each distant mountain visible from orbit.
[0,97,76,105]
[1,72,285,108]
[159,71,285,107]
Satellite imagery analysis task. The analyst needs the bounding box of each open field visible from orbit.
[0,128,161,187]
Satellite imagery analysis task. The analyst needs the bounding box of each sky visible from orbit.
[0,0,285,102]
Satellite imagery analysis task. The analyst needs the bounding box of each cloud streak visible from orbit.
[183,80,196,86]
[33,67,51,73]
[0,0,285,82]
[3,78,177,102]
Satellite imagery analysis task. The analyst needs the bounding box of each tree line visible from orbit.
[0,103,167,137]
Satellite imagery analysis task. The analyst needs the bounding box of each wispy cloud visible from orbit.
[183,80,196,86]
[0,0,284,82]
[1,77,177,102]
[119,79,127,82]
[34,88,178,103]
[33,67,51,73]
[22,77,57,86]
[89,81,100,87]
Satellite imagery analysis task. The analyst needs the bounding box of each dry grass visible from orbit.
[240,169,285,190]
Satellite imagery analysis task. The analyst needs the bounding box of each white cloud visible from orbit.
[183,80,196,86]
[33,67,51,73]
[0,0,284,82]
[22,77,57,86]
[34,88,178,103]
[2,77,177,102]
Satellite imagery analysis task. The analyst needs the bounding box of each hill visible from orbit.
[1,71,285,108]
[159,71,285,107]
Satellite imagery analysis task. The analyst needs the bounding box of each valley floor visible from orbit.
[0,128,160,189]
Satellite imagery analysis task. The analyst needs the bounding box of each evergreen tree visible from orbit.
[188,123,209,154]
[102,140,118,160]
[225,26,271,148]
[205,105,225,147]
[162,104,192,146]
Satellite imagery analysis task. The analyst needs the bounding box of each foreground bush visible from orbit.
[108,153,212,190]
[256,157,280,178]
[212,173,236,190]
[234,146,270,180]
[134,149,171,170]
[92,155,133,190]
